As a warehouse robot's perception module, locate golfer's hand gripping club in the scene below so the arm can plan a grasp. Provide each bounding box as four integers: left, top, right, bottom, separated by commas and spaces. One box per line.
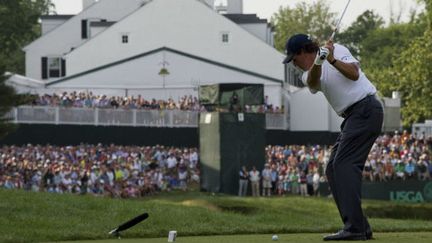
315, 47, 329, 65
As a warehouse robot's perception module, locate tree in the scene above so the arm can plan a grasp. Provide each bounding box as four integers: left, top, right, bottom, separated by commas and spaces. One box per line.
0, 0, 53, 74
0, 70, 18, 139
392, 29, 432, 126
271, 0, 337, 51
361, 21, 426, 70
335, 3, 426, 102
0, 0, 52, 138
337, 10, 385, 59
390, 0, 432, 126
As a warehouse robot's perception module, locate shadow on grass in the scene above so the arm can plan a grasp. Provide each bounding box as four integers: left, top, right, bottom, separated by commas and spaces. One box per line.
365, 205, 432, 220
217, 205, 259, 215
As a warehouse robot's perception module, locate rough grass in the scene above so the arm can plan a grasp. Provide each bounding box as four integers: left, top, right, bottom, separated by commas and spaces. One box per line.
1, 189, 432, 243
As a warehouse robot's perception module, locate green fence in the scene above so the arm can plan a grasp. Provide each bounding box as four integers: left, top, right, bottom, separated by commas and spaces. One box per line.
320, 181, 432, 203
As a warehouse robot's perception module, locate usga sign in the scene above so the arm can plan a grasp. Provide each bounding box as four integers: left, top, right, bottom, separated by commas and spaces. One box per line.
390, 191, 424, 203
390, 182, 432, 203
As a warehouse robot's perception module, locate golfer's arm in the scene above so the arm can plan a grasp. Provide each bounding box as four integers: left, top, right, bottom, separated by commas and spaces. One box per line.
332, 60, 359, 81
307, 64, 321, 90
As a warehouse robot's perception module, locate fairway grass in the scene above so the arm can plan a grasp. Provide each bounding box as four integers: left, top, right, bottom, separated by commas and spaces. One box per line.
55, 232, 432, 243
1, 189, 432, 243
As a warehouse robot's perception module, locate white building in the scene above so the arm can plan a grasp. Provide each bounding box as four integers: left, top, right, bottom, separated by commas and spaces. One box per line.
19, 0, 282, 104
8, 0, 347, 131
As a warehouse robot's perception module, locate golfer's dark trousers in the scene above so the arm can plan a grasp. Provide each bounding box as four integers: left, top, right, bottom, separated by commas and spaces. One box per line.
326, 94, 383, 233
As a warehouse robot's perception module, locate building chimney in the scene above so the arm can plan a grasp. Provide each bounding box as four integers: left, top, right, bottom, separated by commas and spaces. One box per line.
83, 0, 98, 9
227, 0, 243, 14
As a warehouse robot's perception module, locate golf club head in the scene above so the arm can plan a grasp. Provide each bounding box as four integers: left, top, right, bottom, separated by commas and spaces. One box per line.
108, 228, 119, 236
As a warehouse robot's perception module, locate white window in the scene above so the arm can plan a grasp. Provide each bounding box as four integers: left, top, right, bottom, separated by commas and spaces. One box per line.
42, 56, 65, 79
221, 32, 230, 44
48, 57, 61, 78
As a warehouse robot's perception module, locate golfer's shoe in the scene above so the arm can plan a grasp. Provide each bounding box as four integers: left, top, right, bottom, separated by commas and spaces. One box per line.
323, 230, 367, 241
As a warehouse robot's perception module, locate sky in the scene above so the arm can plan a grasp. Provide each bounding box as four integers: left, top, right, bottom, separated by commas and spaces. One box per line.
51, 0, 424, 28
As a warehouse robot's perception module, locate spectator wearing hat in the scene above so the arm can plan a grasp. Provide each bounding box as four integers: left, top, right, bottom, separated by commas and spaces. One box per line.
417, 154, 430, 181
262, 163, 272, 196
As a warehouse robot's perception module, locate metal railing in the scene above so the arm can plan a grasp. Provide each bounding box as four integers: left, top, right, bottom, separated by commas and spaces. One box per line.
8, 106, 287, 129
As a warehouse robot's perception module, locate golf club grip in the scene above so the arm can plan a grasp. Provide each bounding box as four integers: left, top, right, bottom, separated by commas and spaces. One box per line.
117, 213, 149, 231
320, 30, 337, 60
330, 30, 336, 41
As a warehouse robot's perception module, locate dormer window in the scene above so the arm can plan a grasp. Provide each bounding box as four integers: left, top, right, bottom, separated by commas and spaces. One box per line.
81, 19, 88, 39
121, 34, 129, 44
221, 32, 230, 44
41, 56, 66, 79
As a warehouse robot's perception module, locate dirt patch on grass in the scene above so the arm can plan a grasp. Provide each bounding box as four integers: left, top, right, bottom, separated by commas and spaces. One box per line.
180, 200, 220, 212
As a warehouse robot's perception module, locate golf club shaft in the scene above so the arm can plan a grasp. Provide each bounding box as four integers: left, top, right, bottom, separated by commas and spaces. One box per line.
320, 0, 352, 60
330, 0, 352, 41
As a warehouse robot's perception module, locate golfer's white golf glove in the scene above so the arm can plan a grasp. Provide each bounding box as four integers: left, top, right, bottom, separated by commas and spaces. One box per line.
314, 47, 329, 65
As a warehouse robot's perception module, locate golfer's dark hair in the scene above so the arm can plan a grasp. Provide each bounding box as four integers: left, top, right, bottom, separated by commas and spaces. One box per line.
301, 41, 319, 54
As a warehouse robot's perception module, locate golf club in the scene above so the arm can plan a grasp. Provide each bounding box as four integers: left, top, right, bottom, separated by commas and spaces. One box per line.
108, 212, 149, 237
320, 0, 352, 60
330, 0, 352, 41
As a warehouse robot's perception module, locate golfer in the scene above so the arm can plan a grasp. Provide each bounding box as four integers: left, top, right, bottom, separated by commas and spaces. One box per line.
283, 34, 383, 241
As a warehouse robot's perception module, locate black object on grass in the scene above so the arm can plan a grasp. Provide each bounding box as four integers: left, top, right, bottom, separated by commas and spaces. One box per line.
109, 212, 149, 237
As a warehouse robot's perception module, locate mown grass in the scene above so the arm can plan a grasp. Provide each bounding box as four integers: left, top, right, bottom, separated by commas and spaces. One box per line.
1, 189, 432, 243
56, 232, 432, 243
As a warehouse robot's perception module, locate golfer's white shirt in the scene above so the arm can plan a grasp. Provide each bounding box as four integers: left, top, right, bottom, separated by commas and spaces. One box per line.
301, 44, 377, 116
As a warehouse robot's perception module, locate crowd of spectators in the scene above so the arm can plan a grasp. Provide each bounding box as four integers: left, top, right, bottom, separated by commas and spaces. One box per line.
27, 91, 283, 113
0, 144, 200, 198
1, 132, 431, 198
364, 130, 432, 181
31, 92, 202, 111
239, 131, 432, 197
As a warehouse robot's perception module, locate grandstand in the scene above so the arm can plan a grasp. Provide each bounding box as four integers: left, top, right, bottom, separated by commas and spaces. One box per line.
1, 131, 430, 199
1, 0, 424, 200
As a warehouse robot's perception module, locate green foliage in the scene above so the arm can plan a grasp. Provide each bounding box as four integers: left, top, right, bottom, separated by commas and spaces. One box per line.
0, 0, 53, 74
360, 0, 431, 126
271, 0, 337, 51
335, 1, 430, 126
392, 30, 432, 126
0, 0, 52, 138
337, 10, 385, 59
361, 22, 426, 70
0, 68, 17, 139
360, 21, 426, 100
424, 0, 432, 28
